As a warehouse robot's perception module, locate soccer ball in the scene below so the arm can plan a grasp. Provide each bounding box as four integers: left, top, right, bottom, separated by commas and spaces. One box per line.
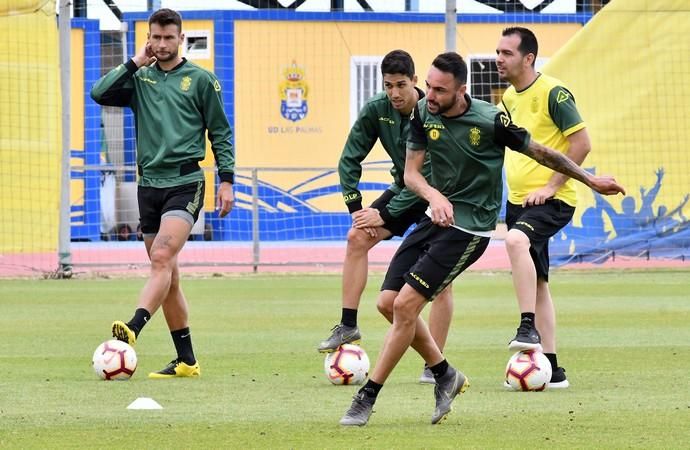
324, 344, 370, 385
92, 339, 137, 380
505, 350, 552, 391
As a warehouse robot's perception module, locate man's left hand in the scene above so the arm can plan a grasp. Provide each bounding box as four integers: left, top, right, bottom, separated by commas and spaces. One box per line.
590, 176, 626, 196
352, 208, 384, 229
523, 186, 557, 207
217, 182, 234, 217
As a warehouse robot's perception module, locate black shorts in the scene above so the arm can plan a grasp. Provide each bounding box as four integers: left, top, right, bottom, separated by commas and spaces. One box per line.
382, 217, 490, 300
138, 181, 205, 234
505, 199, 575, 281
370, 189, 428, 237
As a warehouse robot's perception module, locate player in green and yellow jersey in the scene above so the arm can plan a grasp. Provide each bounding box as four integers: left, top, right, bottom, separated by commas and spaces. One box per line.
497, 27, 593, 388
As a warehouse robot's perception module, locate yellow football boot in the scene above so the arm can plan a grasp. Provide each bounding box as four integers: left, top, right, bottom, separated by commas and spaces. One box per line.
148, 359, 201, 379
111, 320, 136, 346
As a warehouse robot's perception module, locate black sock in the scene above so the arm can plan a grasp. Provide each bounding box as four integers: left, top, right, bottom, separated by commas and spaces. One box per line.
126, 308, 151, 337
520, 312, 536, 326
429, 359, 449, 379
171, 327, 196, 365
359, 379, 383, 399
545, 353, 558, 371
341, 308, 358, 328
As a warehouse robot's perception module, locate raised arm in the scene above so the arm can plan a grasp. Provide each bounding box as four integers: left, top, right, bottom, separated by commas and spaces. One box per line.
520, 139, 624, 195
90, 44, 155, 107
525, 128, 591, 206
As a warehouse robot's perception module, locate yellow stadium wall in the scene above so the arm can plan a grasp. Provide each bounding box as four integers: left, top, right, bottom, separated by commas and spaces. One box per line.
234, 20, 581, 211
0, 1, 61, 253
70, 27, 85, 224
544, 2, 690, 231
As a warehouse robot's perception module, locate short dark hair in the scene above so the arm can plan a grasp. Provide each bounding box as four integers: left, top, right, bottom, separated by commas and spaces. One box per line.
502, 27, 539, 63
149, 8, 182, 32
381, 49, 415, 79
431, 52, 467, 85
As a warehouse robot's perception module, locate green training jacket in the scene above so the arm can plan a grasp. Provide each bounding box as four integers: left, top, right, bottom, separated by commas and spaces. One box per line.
338, 88, 431, 221
91, 58, 235, 188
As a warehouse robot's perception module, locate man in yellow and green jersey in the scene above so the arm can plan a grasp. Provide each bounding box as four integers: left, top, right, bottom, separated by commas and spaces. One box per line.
497, 27, 593, 389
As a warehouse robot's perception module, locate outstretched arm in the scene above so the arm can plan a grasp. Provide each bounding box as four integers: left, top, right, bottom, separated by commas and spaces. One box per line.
524, 128, 591, 206
521, 139, 625, 196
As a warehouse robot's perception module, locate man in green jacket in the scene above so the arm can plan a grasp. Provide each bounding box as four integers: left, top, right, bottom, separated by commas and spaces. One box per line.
340, 52, 625, 426
317, 50, 452, 384
90, 8, 235, 378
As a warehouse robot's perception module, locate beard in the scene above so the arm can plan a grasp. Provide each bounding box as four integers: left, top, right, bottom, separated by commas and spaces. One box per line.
153, 48, 178, 62
427, 98, 456, 115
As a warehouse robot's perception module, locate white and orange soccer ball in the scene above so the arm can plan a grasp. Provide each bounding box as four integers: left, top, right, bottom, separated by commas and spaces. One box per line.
324, 344, 370, 385
92, 339, 137, 380
505, 350, 552, 391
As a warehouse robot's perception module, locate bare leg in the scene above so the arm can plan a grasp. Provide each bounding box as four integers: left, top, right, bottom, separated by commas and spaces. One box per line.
505, 229, 537, 313
136, 217, 193, 315
428, 286, 453, 352
370, 285, 443, 384
377, 289, 447, 358
535, 279, 556, 353
161, 262, 189, 331
342, 227, 392, 309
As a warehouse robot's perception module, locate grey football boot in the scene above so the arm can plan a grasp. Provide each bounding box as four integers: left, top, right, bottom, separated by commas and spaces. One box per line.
431, 367, 470, 424
339, 391, 375, 426
317, 323, 361, 353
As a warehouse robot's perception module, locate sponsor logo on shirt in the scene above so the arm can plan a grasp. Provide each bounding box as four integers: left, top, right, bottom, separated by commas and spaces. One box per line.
556, 89, 571, 103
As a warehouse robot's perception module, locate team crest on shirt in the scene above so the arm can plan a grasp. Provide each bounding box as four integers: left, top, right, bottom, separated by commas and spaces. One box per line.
180, 76, 192, 92
279, 60, 309, 122
429, 129, 441, 140
469, 127, 481, 146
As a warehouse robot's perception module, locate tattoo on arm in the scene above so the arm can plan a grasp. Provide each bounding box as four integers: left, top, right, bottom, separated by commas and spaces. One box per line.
523, 140, 591, 187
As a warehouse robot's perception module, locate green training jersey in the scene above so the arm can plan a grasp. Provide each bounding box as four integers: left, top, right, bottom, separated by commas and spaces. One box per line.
339, 87, 431, 220
91, 58, 235, 188
408, 95, 530, 231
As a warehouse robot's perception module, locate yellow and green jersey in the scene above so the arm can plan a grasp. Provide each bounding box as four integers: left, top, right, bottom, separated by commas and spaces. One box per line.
502, 73, 585, 206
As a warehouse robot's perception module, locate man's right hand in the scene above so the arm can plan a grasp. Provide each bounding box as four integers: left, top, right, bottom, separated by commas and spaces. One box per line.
351, 209, 378, 238
428, 191, 454, 227
132, 43, 156, 68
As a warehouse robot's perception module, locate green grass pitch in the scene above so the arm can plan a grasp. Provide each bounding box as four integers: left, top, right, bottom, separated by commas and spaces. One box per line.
1, 270, 689, 448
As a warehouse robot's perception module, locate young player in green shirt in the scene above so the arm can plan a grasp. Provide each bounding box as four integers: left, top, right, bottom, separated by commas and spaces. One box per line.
317, 50, 452, 384
90, 8, 235, 378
